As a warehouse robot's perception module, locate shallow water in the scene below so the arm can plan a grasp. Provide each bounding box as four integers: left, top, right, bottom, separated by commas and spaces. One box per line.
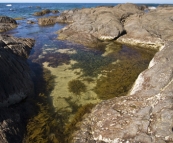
2, 4, 157, 142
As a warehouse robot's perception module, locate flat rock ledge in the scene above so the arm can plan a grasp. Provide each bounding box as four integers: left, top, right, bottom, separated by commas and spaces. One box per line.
58, 5, 173, 143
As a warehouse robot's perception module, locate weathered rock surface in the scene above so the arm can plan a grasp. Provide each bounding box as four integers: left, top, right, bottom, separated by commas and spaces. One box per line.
0, 16, 17, 32
33, 9, 59, 16
117, 7, 173, 49
38, 16, 57, 26
0, 34, 35, 143
60, 5, 173, 143
0, 34, 35, 107
56, 3, 143, 47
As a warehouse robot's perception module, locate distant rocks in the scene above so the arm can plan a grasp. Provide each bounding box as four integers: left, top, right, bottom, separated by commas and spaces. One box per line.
0, 16, 17, 32
33, 9, 59, 16
38, 16, 57, 26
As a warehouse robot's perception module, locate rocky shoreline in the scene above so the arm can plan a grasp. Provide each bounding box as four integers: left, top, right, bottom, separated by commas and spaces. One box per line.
48, 3, 173, 143
0, 3, 173, 143
0, 17, 35, 142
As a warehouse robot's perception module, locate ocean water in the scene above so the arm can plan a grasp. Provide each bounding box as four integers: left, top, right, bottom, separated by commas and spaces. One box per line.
0, 3, 163, 18
0, 3, 160, 142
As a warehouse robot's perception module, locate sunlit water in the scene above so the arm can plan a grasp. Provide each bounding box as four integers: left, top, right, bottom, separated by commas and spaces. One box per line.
2, 3, 158, 142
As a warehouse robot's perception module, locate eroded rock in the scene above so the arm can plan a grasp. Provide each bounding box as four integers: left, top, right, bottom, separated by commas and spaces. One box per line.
0, 16, 17, 32
56, 3, 143, 47
0, 34, 35, 107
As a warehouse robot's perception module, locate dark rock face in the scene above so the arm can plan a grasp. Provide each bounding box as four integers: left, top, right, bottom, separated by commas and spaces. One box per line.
0, 16, 17, 32
0, 34, 35, 143
0, 34, 35, 107
56, 3, 143, 47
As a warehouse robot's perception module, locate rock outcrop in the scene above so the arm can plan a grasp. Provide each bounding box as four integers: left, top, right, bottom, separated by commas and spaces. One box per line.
56, 3, 143, 47
0, 34, 35, 107
53, 4, 173, 143
0, 34, 35, 142
0, 14, 35, 143
0, 16, 17, 32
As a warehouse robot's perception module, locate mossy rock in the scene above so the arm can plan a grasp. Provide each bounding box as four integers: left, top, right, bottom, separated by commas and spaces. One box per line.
68, 79, 86, 95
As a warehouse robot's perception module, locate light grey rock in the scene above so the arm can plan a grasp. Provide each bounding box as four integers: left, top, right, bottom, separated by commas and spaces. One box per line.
56, 3, 143, 47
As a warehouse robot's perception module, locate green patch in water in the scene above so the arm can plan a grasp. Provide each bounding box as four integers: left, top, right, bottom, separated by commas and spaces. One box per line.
68, 79, 87, 95
70, 50, 116, 77
36, 52, 70, 68
94, 45, 156, 100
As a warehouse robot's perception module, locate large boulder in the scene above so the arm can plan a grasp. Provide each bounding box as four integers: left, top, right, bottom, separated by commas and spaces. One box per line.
0, 34, 35, 107
0, 16, 17, 32
56, 3, 143, 47
117, 7, 173, 49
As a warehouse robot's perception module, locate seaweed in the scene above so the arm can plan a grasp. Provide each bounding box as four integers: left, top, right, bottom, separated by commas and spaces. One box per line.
36, 52, 70, 68
70, 50, 116, 77
64, 103, 95, 142
94, 46, 156, 100
83, 77, 95, 83
68, 79, 86, 95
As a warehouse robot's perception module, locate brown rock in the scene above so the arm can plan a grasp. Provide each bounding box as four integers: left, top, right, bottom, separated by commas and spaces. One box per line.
38, 17, 57, 26
56, 3, 143, 47
0, 16, 17, 32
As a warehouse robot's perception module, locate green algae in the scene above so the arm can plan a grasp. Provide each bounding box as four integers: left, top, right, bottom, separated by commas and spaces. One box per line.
26, 41, 156, 142
70, 50, 116, 77
94, 45, 156, 100
24, 65, 63, 142
64, 103, 95, 142
68, 79, 87, 95
37, 52, 70, 68
83, 77, 95, 83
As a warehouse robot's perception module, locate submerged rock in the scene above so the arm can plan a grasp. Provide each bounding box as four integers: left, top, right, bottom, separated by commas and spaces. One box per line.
0, 16, 17, 32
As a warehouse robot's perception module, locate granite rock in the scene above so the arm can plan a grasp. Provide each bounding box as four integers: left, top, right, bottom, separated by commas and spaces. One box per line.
56, 3, 143, 47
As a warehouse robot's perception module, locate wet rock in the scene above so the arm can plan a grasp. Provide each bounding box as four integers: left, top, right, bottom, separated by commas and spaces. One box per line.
0, 16, 17, 32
